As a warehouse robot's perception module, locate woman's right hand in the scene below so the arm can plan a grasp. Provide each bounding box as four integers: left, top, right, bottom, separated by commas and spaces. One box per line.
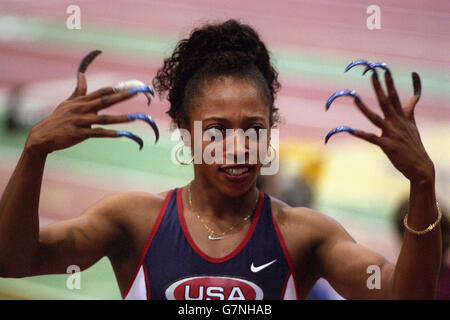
25, 73, 139, 155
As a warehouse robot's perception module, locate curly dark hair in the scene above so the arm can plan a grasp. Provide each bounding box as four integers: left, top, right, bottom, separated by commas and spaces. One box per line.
152, 19, 280, 127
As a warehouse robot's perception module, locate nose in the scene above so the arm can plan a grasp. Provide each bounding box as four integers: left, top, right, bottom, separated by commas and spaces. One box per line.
225, 129, 249, 164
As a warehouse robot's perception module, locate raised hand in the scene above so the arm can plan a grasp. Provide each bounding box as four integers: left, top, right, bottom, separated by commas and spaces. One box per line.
25, 50, 159, 154
324, 60, 434, 183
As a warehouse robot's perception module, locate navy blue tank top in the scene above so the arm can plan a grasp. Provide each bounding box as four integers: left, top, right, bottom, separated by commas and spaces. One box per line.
123, 188, 299, 300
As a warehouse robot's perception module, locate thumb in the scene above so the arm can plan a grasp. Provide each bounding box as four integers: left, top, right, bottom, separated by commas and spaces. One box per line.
68, 72, 87, 100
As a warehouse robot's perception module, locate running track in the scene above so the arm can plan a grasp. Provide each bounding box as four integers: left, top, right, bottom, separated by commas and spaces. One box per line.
0, 0, 448, 299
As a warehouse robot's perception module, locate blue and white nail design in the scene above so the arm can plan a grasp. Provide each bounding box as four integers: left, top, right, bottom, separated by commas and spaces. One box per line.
126, 113, 159, 144
324, 126, 356, 144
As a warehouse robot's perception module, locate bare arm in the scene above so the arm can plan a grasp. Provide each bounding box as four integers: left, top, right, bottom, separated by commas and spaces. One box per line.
0, 72, 143, 277
0, 147, 46, 276
314, 66, 441, 299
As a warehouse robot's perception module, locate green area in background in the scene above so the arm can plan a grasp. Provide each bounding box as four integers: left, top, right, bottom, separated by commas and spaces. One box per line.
0, 13, 448, 97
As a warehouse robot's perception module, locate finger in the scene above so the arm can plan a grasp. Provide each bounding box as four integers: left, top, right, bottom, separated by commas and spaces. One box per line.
81, 127, 144, 151
68, 72, 87, 100
351, 129, 381, 145
76, 87, 115, 101
79, 113, 130, 127
403, 72, 422, 123
353, 95, 386, 129
79, 113, 160, 144
82, 90, 135, 112
324, 126, 381, 146
384, 71, 403, 115
371, 72, 395, 118
325, 90, 386, 129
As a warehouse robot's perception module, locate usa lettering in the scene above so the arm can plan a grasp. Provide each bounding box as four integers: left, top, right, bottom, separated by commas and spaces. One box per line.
165, 276, 264, 300
185, 285, 246, 300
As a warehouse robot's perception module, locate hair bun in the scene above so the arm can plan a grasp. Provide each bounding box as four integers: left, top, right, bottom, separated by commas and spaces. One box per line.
153, 19, 280, 126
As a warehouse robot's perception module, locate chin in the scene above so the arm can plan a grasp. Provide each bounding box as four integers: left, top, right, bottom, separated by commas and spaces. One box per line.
215, 163, 261, 197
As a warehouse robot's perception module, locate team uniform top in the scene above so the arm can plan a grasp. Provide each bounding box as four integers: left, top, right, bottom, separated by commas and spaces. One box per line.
123, 187, 299, 300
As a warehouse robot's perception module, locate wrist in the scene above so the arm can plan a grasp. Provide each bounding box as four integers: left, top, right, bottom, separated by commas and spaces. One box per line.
24, 129, 49, 158
409, 162, 435, 187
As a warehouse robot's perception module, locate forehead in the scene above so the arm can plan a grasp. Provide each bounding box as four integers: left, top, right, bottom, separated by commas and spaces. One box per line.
191, 76, 269, 122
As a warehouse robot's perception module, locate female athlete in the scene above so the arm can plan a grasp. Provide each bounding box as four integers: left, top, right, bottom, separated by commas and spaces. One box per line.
0, 20, 441, 300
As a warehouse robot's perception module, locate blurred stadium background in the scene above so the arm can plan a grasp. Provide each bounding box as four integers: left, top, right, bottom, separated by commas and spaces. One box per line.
0, 0, 448, 299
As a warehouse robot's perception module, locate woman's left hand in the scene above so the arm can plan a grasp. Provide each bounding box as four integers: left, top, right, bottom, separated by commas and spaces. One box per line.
325, 62, 435, 184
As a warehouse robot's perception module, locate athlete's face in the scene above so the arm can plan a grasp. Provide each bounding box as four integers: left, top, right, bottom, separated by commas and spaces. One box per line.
183, 76, 272, 196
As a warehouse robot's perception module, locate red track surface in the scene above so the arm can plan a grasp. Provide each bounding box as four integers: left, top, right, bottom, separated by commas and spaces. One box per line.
1, 1, 448, 142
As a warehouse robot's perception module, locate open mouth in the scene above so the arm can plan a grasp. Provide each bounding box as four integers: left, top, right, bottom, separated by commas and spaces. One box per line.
219, 165, 255, 182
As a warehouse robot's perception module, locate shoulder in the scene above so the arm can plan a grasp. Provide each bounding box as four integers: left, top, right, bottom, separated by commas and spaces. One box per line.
84, 190, 173, 235
87, 191, 167, 217
270, 196, 344, 241
269, 195, 353, 269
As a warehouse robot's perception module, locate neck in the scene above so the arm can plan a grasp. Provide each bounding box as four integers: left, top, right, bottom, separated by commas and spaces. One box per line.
188, 178, 259, 222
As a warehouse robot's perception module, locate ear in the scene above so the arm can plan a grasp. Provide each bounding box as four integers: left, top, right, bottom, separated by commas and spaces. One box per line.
174, 118, 193, 147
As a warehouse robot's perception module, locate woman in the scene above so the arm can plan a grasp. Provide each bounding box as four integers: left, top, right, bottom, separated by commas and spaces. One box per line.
0, 20, 441, 300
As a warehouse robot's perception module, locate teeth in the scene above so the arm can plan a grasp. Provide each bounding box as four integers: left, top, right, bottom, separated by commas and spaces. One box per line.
224, 167, 250, 176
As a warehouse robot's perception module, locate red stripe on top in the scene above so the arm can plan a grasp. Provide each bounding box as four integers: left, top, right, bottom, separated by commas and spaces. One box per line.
122, 190, 173, 299
143, 263, 151, 300
177, 187, 264, 264
272, 213, 299, 300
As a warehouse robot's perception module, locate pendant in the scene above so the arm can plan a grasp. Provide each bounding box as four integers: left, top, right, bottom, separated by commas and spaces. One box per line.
208, 234, 224, 241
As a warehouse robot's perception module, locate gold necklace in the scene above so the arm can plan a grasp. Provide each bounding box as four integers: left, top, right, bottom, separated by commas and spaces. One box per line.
187, 183, 259, 241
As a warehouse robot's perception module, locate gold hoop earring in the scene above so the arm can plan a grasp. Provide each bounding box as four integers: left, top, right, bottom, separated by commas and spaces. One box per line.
175, 144, 194, 165
263, 144, 277, 166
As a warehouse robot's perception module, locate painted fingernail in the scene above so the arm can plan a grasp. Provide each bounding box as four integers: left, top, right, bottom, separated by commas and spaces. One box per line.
345, 59, 378, 78
362, 62, 391, 77
77, 50, 102, 74
325, 89, 359, 110
324, 126, 356, 144
127, 113, 160, 144
412, 72, 421, 100
116, 130, 144, 150
128, 85, 154, 95
345, 60, 372, 72
128, 85, 155, 105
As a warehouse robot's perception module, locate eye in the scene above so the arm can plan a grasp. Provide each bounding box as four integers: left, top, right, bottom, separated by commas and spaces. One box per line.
204, 126, 226, 141
247, 126, 265, 138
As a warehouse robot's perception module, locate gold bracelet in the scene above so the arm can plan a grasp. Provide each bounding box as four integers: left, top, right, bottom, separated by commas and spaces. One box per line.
403, 202, 442, 236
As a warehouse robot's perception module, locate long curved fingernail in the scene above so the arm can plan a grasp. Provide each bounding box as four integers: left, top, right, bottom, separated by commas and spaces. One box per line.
345, 59, 372, 72
412, 72, 421, 102
325, 89, 360, 110
78, 50, 102, 75
128, 85, 155, 106
345, 59, 378, 78
324, 126, 356, 144
127, 113, 160, 144
116, 130, 144, 150
362, 62, 391, 77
